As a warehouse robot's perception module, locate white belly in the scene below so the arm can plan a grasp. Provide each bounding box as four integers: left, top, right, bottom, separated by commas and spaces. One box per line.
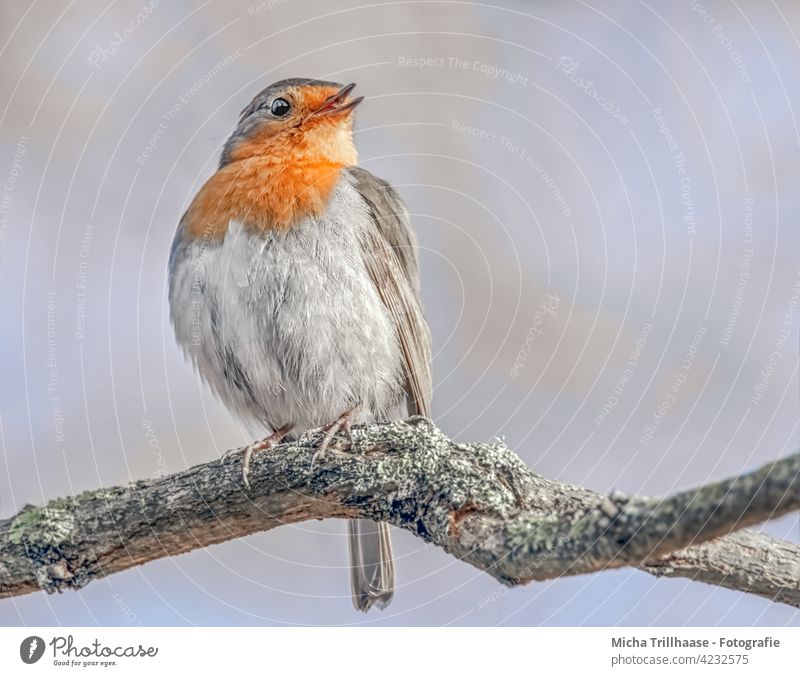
168, 181, 405, 432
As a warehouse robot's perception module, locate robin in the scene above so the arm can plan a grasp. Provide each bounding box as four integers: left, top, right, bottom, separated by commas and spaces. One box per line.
168, 78, 432, 612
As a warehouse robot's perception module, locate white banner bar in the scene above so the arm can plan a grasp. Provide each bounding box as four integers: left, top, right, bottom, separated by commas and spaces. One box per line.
0, 627, 797, 675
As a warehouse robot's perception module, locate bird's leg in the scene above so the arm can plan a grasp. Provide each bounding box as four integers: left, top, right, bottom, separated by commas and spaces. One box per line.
310, 404, 360, 468
222, 422, 293, 489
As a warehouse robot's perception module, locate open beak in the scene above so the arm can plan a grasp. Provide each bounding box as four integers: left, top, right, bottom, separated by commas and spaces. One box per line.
313, 82, 364, 117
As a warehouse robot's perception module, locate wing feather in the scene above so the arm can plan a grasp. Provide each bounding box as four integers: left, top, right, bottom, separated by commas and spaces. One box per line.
346, 166, 432, 417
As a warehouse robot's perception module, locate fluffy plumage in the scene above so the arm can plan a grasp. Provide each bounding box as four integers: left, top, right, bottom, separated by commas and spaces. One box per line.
170, 174, 408, 431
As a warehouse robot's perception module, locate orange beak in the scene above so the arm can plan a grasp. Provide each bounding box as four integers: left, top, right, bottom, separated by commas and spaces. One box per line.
312, 82, 363, 118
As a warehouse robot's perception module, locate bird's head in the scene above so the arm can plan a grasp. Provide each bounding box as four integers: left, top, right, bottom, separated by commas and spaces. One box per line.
220, 78, 363, 168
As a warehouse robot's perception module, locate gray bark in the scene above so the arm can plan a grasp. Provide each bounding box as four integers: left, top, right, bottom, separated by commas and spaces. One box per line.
1, 417, 798, 606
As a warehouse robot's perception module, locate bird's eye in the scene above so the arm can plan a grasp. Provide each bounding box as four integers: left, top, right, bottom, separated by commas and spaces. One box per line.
270, 98, 291, 117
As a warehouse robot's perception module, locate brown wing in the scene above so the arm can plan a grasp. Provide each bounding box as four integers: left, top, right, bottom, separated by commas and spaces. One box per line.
346, 166, 432, 417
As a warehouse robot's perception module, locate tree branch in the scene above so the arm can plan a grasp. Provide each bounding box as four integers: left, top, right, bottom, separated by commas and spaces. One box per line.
1, 418, 798, 607
642, 530, 800, 607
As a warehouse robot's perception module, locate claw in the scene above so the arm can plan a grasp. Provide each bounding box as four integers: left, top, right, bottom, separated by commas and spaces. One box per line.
310, 406, 359, 469
222, 423, 293, 489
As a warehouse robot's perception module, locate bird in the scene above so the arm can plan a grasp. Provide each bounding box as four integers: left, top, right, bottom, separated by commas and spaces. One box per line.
167, 78, 432, 612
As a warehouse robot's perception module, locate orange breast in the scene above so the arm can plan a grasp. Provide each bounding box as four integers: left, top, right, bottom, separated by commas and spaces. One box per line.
184, 156, 345, 240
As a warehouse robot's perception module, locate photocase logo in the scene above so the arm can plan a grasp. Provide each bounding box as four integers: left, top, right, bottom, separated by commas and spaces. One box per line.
20, 636, 45, 664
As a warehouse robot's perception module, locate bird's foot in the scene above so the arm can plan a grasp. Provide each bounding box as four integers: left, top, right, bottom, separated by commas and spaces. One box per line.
310, 405, 360, 469
221, 422, 293, 489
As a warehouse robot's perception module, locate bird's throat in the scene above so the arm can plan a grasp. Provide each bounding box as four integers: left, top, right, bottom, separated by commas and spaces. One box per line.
184, 156, 346, 239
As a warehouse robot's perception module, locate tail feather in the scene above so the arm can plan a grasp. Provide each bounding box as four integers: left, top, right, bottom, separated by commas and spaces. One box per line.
348, 519, 395, 612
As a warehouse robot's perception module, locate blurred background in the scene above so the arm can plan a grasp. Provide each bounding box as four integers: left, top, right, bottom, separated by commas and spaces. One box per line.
1, 0, 798, 627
